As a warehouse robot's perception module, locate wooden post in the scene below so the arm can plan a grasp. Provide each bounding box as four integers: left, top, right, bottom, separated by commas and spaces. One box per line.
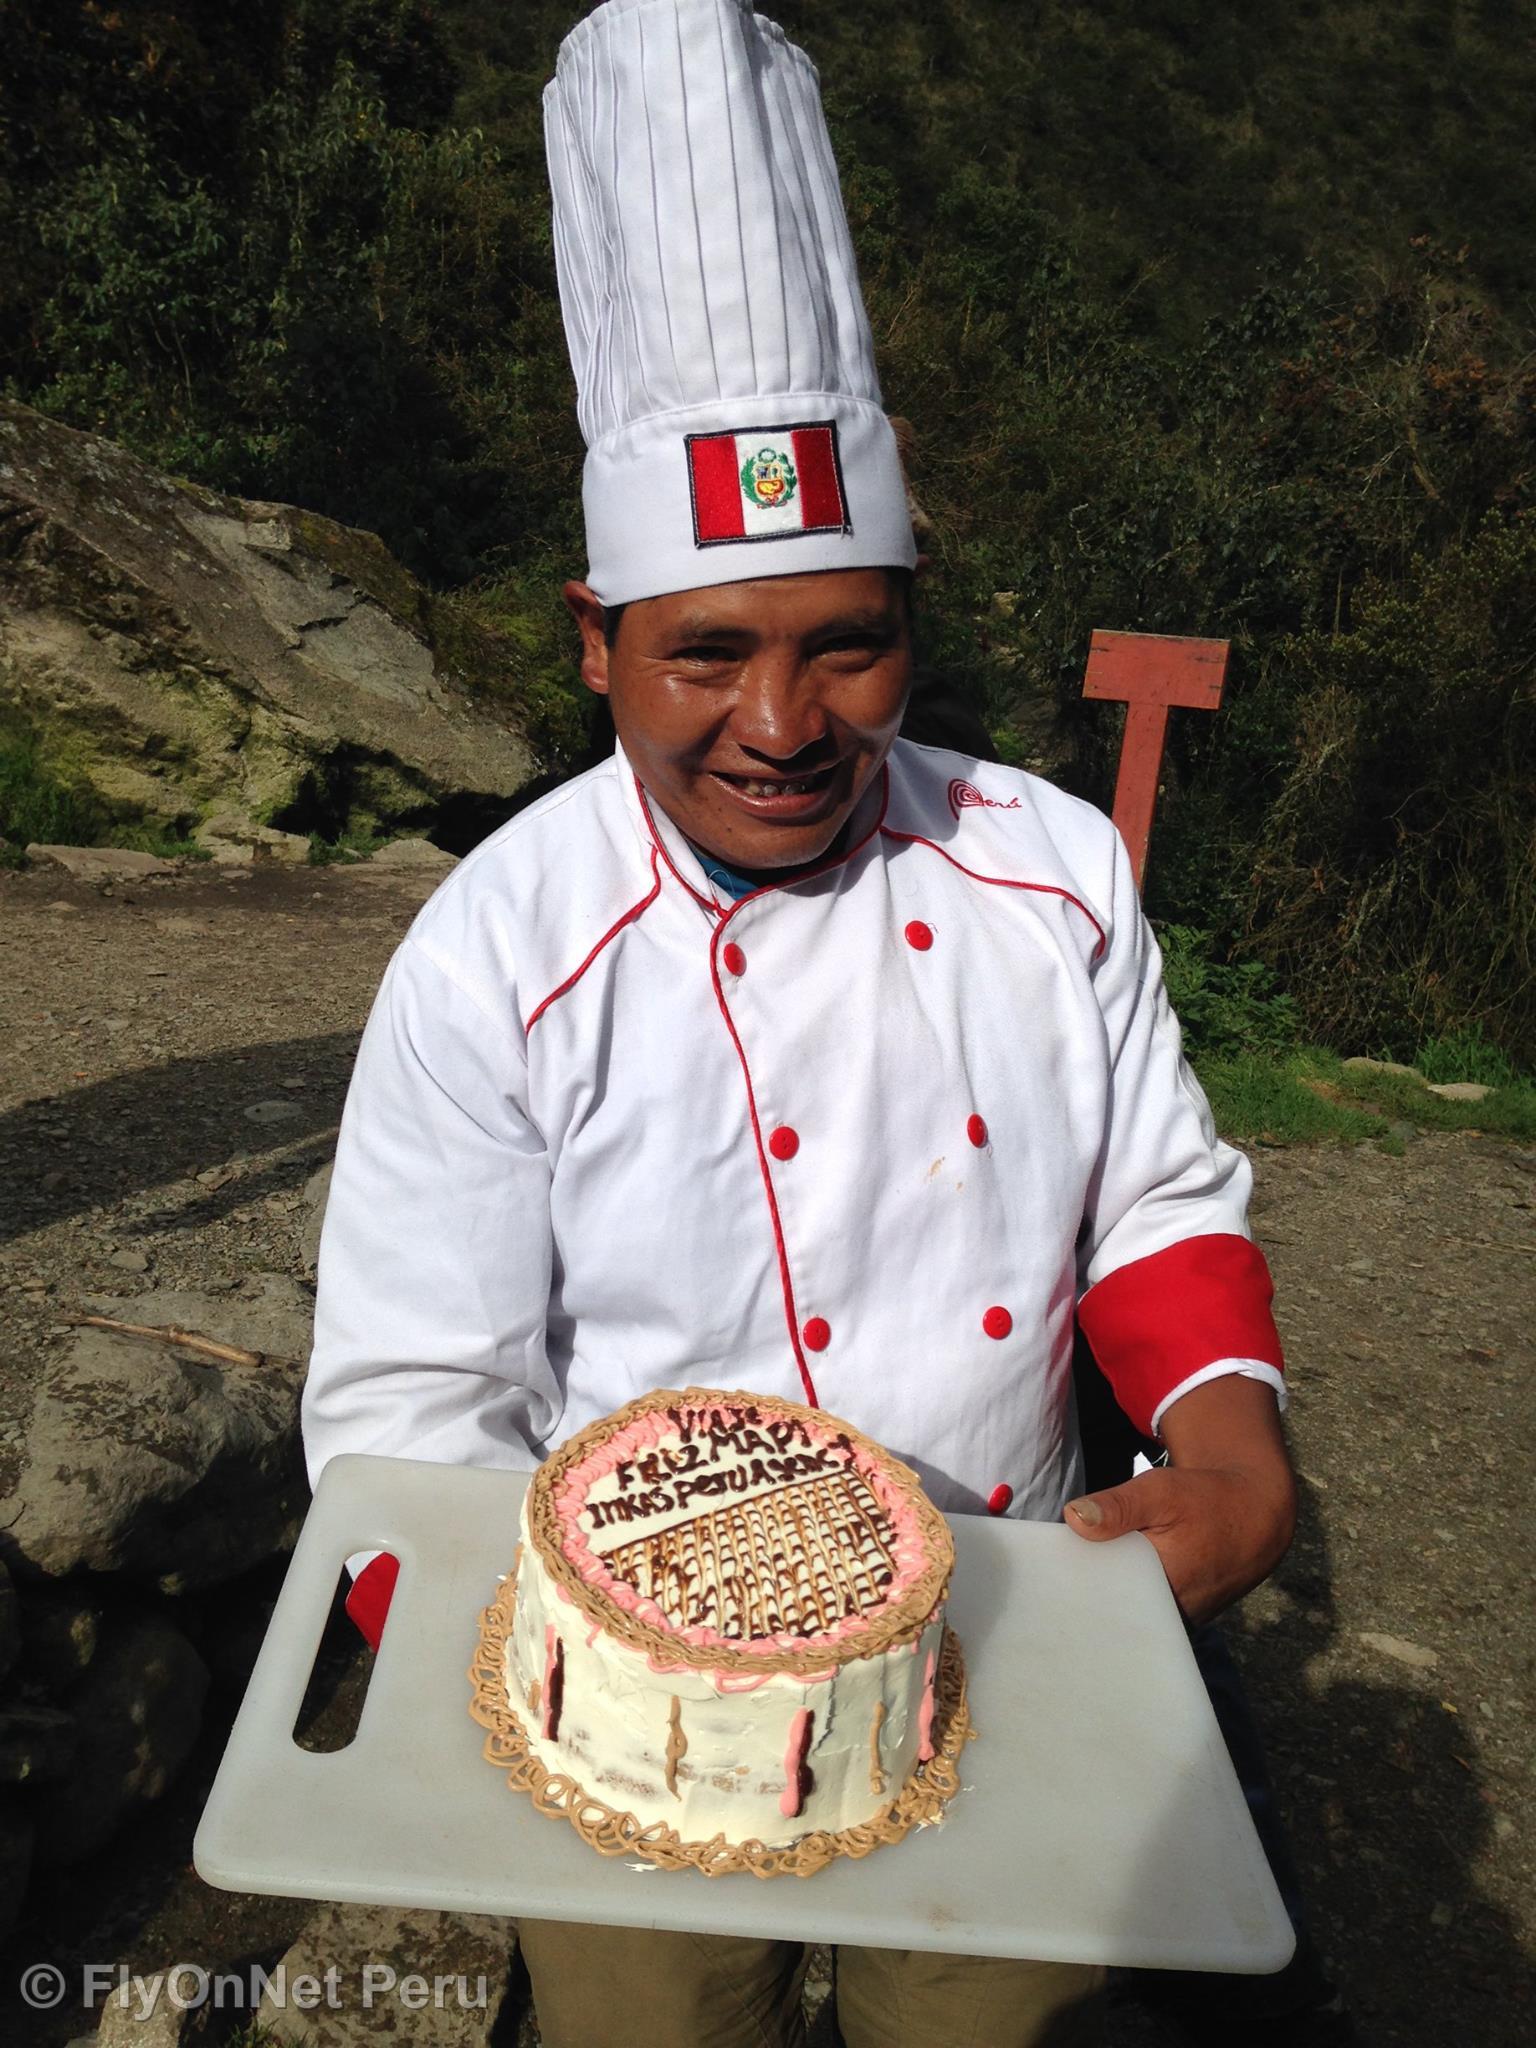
1081, 629, 1230, 890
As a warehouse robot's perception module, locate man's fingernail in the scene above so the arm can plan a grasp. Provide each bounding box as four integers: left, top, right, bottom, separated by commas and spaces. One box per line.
1068, 1497, 1103, 1526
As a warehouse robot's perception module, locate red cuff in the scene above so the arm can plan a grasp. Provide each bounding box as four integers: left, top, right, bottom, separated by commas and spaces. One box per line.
344, 1552, 399, 1651
1077, 1234, 1284, 1439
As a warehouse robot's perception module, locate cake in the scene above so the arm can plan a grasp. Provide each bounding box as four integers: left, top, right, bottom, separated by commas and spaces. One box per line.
468, 1387, 968, 1876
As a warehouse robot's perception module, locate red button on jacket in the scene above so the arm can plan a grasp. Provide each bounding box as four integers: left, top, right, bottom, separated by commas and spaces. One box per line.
967, 1114, 989, 1148
802, 1317, 831, 1351
904, 920, 934, 951
982, 1305, 1013, 1340
768, 1125, 799, 1160
987, 1484, 1014, 1516
722, 942, 746, 976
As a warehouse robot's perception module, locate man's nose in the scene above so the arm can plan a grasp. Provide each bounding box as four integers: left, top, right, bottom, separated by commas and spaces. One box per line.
732, 654, 830, 762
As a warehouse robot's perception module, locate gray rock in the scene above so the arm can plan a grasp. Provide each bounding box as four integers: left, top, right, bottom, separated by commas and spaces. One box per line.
18, 1586, 102, 1689
257, 1903, 516, 2047
243, 1098, 307, 1126
107, 1248, 152, 1274
96, 1970, 195, 2044
0, 400, 547, 845
1426, 1081, 1493, 1102
195, 812, 313, 866
0, 1703, 77, 1787
1341, 1057, 1424, 1081
0, 1276, 311, 1590
1357, 1629, 1439, 1671
0, 1795, 35, 1939
0, 1560, 18, 1682
365, 836, 459, 873
31, 1608, 208, 1866
24, 844, 177, 881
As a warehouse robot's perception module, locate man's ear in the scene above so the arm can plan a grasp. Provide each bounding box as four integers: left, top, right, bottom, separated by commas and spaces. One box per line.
563, 580, 611, 695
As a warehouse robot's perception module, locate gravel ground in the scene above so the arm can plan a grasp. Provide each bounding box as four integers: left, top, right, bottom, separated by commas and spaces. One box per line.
0, 858, 1531, 2047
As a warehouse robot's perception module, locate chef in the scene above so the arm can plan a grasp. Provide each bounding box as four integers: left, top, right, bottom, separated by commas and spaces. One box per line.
302, 3, 1295, 2043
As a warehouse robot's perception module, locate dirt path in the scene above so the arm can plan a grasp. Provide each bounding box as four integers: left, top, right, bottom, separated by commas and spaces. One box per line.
1, 860, 1532, 2046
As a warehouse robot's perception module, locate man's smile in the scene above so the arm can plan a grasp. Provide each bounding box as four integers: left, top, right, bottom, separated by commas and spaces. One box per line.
707, 760, 844, 818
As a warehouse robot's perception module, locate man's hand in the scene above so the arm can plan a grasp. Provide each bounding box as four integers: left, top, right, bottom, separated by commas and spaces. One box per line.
1064, 1374, 1296, 1625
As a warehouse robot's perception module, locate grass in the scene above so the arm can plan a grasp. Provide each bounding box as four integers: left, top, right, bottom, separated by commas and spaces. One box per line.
1199, 1048, 1536, 1149
0, 721, 206, 866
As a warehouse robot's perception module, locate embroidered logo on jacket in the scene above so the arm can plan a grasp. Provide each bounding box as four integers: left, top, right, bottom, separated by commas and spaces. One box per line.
687, 421, 849, 546
949, 778, 1023, 819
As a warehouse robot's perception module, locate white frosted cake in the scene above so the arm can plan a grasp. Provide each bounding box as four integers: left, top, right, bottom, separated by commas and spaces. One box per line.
469, 1387, 967, 1876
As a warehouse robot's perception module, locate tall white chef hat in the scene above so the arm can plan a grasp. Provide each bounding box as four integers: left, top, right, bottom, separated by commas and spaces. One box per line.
544, 0, 917, 605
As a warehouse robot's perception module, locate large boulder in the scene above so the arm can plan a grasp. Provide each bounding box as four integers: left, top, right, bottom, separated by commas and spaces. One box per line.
28, 1605, 209, 1866
257, 1904, 518, 2047
0, 400, 552, 841
0, 1277, 312, 1593
0, 1560, 18, 1681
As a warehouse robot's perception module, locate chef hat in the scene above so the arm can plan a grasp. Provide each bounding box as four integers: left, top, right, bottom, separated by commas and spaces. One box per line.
544, 0, 918, 605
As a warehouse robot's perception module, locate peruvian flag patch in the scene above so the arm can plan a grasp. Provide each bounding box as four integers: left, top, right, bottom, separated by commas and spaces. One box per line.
686, 421, 850, 548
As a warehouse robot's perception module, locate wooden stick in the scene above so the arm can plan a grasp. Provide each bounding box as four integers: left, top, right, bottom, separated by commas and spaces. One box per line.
59, 1315, 299, 1369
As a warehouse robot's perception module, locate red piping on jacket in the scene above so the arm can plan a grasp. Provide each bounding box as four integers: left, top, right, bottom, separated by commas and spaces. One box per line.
878, 827, 1107, 958
637, 764, 891, 913
690, 766, 892, 1406
637, 784, 720, 916
708, 924, 819, 1408
525, 849, 663, 1033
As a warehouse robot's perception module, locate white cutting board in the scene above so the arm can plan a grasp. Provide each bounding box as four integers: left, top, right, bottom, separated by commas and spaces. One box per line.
194, 1454, 1294, 1970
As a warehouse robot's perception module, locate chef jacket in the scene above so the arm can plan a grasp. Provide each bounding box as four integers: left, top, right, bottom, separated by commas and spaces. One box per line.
302, 738, 1285, 1637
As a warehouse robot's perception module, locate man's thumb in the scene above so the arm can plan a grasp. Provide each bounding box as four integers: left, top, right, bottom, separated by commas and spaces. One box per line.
1064, 1482, 1145, 1541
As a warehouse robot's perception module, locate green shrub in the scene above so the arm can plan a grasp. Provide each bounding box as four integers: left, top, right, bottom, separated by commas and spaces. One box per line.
1157, 926, 1301, 1062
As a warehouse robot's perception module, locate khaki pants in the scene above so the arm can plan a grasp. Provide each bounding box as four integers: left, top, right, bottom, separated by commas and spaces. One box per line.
518, 1919, 1106, 2048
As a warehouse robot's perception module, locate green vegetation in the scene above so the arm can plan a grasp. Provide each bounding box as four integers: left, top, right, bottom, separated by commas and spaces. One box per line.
0, 713, 204, 868
1200, 1049, 1536, 1150
2, 1, 1533, 1059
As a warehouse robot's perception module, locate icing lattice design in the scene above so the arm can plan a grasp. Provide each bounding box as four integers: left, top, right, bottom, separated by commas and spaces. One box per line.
601, 1468, 897, 1638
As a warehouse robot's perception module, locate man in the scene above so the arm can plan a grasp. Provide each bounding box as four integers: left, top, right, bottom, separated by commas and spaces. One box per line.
303, 4, 1294, 2042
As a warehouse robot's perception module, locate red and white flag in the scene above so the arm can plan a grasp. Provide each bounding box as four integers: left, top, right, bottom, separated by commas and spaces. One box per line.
687, 421, 849, 548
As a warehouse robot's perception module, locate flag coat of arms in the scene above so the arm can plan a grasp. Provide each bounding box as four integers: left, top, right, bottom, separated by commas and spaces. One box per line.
686, 421, 850, 547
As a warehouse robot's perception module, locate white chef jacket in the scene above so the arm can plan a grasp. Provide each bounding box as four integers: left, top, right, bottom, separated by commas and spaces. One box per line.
303, 738, 1284, 1563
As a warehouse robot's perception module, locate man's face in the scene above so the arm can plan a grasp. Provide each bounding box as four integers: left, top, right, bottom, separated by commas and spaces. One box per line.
566, 568, 912, 871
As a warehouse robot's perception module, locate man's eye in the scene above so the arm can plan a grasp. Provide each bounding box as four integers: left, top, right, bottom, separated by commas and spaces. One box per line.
819, 635, 888, 658
674, 644, 736, 663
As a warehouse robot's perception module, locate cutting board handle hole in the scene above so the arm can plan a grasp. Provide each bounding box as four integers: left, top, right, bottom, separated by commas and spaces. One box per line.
291, 1560, 379, 1753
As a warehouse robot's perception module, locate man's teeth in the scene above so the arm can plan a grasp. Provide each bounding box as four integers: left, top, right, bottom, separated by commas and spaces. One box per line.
734, 775, 820, 797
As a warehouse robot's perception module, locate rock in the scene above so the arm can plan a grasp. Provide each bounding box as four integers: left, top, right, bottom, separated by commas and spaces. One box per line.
23, 844, 177, 881
1357, 1630, 1439, 1671
195, 812, 312, 866
0, 1276, 312, 1591
0, 1561, 18, 1682
243, 1098, 307, 1126
18, 1587, 102, 1690
257, 1903, 516, 2047
0, 1703, 76, 1786
300, 1160, 334, 1280
97, 1970, 196, 2044
1341, 1057, 1423, 1081
365, 836, 459, 873
0, 400, 549, 846
30, 1608, 209, 1867
1426, 1081, 1493, 1102
0, 1795, 35, 1939
107, 1248, 152, 1274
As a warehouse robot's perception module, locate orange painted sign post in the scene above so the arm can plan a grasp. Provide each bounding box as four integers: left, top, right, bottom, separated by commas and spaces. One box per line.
1082, 629, 1230, 890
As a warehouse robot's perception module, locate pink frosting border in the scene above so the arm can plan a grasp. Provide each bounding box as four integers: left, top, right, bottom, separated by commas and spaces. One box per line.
551, 1397, 930, 1659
